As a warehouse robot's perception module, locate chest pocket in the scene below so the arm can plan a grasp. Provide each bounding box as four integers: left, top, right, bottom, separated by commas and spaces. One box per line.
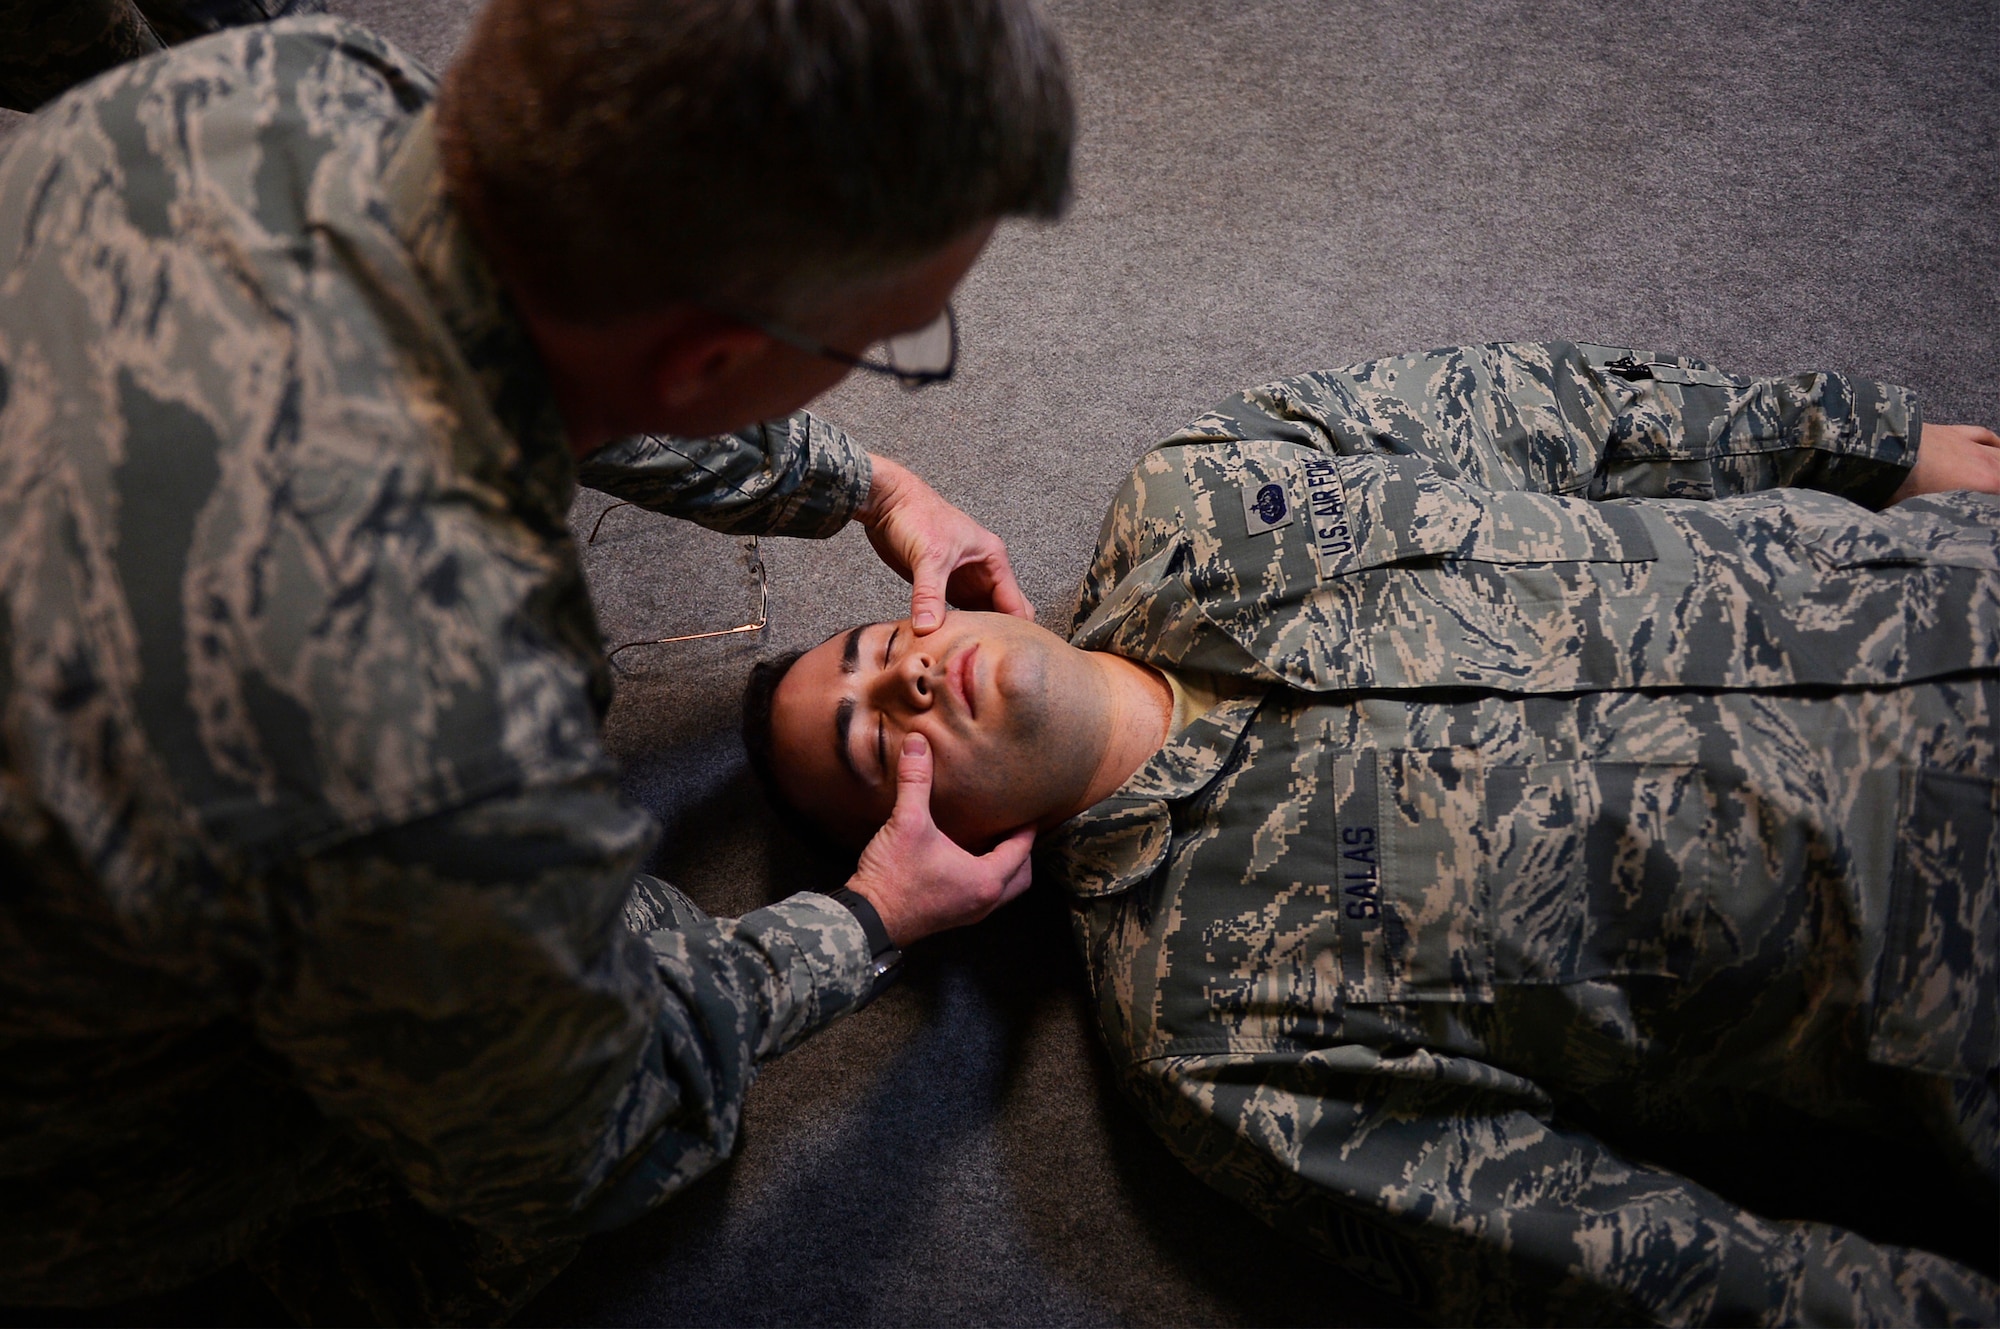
1329, 749, 1712, 1004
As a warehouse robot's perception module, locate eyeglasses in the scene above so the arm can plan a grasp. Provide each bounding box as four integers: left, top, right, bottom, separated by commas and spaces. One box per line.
748, 303, 958, 390
585, 501, 768, 663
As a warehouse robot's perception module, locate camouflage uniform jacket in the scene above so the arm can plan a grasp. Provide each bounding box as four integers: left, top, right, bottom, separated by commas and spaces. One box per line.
1046, 342, 2000, 1325
0, 19, 879, 1303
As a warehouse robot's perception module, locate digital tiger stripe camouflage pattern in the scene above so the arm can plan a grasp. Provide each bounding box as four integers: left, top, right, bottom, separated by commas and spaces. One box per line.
0, 19, 882, 1314
1046, 340, 2000, 1324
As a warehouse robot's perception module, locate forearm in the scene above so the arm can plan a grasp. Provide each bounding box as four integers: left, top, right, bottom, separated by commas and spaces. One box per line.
577, 412, 873, 538
1586, 344, 1919, 506
1163, 341, 1920, 504
1161, 341, 1627, 493
575, 888, 877, 1231
852, 451, 912, 526
255, 781, 876, 1237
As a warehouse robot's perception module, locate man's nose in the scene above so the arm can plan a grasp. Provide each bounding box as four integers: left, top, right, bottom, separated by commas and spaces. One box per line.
874, 650, 936, 713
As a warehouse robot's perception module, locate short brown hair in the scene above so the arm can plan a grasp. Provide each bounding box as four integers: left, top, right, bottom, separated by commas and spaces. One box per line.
438, 0, 1073, 322
741, 648, 867, 856
741, 648, 807, 826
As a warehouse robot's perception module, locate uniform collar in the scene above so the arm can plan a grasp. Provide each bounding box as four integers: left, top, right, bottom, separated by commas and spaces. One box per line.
1038, 689, 1265, 898
1069, 539, 1282, 683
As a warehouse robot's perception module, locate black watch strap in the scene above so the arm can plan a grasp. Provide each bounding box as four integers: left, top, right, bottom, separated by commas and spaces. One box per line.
830, 888, 904, 1004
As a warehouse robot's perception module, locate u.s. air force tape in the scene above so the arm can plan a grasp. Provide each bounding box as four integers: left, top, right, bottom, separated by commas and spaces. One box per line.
1302, 455, 1356, 572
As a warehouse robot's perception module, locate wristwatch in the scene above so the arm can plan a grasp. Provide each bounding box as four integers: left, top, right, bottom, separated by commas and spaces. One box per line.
831, 888, 905, 1006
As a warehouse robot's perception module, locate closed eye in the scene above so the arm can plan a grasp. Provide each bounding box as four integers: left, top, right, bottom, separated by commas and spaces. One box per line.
875, 627, 899, 779
834, 698, 860, 782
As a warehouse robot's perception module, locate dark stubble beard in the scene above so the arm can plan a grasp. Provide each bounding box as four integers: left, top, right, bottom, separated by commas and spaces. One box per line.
966, 634, 1115, 837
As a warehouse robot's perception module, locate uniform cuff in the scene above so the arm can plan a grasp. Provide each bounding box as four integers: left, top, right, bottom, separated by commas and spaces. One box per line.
829, 889, 905, 1007
732, 893, 877, 1058
775, 414, 873, 538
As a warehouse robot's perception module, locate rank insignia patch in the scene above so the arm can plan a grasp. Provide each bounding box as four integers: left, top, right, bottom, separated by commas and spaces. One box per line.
1241, 480, 1295, 536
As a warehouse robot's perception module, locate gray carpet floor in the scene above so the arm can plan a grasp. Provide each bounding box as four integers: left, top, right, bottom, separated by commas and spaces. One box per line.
2, 0, 1995, 1323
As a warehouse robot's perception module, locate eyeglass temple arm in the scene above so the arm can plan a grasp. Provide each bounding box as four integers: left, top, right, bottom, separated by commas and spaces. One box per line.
600, 534, 770, 663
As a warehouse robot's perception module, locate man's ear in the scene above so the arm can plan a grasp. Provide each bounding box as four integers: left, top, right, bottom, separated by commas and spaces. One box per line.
648, 320, 773, 411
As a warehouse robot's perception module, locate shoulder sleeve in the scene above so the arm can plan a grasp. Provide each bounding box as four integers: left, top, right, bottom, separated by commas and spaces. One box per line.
1132, 1049, 2000, 1325
576, 413, 872, 539
252, 777, 875, 1237
1161, 341, 1918, 505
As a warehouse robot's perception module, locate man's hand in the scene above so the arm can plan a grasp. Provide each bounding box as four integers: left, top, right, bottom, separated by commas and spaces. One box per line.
845, 733, 1034, 947
858, 453, 1032, 633
1890, 424, 2000, 504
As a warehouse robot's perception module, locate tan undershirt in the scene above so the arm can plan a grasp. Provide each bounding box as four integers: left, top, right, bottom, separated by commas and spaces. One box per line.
1157, 665, 1253, 735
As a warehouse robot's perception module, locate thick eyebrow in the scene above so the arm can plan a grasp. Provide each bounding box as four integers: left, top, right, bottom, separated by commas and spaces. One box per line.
840, 625, 862, 675
834, 697, 861, 781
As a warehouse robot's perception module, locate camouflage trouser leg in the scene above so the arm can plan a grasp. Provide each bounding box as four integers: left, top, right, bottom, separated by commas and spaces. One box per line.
0, 0, 161, 112
236, 875, 710, 1326
130, 0, 326, 46
1949, 1071, 1999, 1192
0, 0, 327, 112
1928, 1064, 2000, 1200
247, 1192, 579, 1328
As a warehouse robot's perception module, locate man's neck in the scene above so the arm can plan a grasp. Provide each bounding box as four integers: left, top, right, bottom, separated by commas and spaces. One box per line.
513, 307, 666, 458
1065, 653, 1173, 819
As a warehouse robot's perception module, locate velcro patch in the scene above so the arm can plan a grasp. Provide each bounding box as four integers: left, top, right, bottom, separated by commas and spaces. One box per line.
1241, 479, 1295, 535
